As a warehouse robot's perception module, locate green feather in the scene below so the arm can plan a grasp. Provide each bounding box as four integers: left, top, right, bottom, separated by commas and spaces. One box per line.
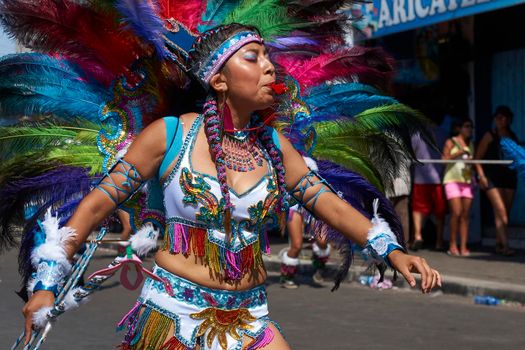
312, 143, 384, 191
313, 119, 416, 193
47, 146, 103, 175
353, 103, 436, 154
0, 120, 100, 161
226, 0, 303, 38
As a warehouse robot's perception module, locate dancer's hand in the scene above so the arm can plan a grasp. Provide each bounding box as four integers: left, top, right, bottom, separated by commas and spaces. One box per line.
387, 250, 442, 294
22, 290, 55, 344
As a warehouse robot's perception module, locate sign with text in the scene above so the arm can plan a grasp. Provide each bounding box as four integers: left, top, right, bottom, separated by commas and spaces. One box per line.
351, 0, 525, 38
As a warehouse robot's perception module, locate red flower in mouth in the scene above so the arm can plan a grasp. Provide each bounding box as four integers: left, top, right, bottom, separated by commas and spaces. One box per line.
268, 82, 288, 95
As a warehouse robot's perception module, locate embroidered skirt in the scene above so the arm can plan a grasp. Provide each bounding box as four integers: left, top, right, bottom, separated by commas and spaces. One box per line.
119, 265, 276, 350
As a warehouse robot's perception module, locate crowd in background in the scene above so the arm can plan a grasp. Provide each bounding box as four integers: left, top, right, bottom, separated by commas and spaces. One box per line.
391, 105, 519, 257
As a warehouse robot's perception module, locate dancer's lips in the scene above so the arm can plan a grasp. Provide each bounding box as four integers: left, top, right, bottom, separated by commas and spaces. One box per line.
266, 82, 287, 95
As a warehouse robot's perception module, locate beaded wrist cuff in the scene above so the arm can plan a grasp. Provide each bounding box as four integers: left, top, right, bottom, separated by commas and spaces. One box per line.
361, 199, 405, 267
29, 209, 75, 297
33, 259, 71, 296
363, 232, 403, 267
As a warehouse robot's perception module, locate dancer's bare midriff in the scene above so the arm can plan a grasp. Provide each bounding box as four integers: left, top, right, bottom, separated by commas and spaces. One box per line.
154, 249, 267, 291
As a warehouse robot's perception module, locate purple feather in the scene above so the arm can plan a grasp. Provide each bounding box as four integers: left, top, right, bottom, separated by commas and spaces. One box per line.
0, 166, 92, 299
310, 160, 404, 291
317, 160, 403, 244
115, 0, 169, 58
268, 36, 320, 50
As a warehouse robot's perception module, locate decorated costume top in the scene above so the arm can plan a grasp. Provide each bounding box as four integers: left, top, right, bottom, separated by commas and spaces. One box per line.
160, 115, 281, 280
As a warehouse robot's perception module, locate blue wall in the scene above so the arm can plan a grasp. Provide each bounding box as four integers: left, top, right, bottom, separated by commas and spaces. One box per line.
492, 48, 525, 225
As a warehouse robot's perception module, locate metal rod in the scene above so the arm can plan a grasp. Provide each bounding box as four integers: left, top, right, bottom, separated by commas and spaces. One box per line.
417, 159, 513, 165
84, 239, 129, 244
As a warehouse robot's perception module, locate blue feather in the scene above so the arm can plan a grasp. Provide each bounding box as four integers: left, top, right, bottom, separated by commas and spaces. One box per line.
501, 138, 525, 178
115, 0, 169, 58
305, 82, 398, 118
0, 53, 109, 123
198, 0, 242, 32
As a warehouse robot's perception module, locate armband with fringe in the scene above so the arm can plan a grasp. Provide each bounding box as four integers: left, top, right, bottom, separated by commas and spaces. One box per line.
29, 209, 76, 297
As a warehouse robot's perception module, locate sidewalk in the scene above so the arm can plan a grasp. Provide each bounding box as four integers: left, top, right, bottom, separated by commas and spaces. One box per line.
264, 236, 525, 303
97, 232, 525, 303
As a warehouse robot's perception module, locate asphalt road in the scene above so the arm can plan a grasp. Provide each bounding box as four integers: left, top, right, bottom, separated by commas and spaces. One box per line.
1, 250, 524, 349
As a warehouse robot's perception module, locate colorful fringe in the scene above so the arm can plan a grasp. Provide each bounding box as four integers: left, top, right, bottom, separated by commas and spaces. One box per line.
118, 303, 273, 349
163, 223, 266, 280
119, 306, 191, 350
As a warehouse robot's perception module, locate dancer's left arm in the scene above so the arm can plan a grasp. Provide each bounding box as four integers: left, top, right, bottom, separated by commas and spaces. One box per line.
277, 133, 441, 293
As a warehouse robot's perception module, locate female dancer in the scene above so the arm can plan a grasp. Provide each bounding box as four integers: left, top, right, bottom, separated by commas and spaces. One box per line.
20, 24, 441, 349
442, 118, 475, 257
475, 106, 518, 256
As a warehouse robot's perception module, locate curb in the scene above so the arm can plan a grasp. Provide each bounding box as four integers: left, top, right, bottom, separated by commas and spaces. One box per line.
262, 255, 525, 304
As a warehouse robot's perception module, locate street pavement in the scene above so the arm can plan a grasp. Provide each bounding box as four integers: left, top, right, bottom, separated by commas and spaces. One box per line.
1, 249, 524, 349
267, 236, 525, 303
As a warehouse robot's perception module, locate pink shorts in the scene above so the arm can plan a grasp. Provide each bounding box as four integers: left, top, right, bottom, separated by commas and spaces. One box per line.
444, 182, 474, 200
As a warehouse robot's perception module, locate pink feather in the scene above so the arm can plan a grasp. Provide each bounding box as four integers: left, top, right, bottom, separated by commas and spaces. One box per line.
158, 0, 206, 33
275, 47, 395, 92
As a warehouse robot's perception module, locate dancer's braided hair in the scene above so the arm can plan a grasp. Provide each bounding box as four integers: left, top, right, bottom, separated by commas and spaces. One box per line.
189, 24, 289, 234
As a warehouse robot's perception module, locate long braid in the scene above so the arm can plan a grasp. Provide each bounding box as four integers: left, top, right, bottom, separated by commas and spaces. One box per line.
189, 23, 266, 236
202, 93, 233, 234
255, 117, 289, 226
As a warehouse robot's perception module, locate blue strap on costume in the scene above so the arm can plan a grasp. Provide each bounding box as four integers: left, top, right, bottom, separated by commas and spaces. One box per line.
271, 128, 281, 151
95, 159, 145, 206
159, 116, 183, 178
290, 170, 337, 212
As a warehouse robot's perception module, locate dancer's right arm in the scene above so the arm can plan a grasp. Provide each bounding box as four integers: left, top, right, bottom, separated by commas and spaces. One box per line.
22, 118, 168, 342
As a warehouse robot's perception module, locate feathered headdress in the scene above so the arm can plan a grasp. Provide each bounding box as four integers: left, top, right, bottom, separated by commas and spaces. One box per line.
0, 0, 433, 290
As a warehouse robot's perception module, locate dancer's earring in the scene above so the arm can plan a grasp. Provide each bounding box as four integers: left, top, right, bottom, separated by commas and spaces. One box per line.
222, 101, 234, 132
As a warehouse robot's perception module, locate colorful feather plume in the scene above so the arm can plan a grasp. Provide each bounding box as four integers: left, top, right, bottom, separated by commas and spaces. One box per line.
199, 0, 242, 31
158, 0, 206, 32
115, 0, 169, 58
0, 0, 146, 86
0, 53, 110, 122
275, 47, 395, 92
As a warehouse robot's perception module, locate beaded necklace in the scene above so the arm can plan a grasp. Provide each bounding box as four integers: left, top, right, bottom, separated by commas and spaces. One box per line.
222, 130, 264, 172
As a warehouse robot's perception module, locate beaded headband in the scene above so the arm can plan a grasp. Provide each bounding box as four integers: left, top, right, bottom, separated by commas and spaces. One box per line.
162, 21, 264, 87
191, 31, 264, 86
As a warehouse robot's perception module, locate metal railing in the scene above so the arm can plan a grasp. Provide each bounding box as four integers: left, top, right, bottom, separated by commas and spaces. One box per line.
417, 159, 513, 165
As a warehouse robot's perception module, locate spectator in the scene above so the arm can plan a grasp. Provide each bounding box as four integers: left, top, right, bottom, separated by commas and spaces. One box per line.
474, 106, 518, 256
280, 205, 331, 289
410, 127, 447, 251
442, 118, 475, 257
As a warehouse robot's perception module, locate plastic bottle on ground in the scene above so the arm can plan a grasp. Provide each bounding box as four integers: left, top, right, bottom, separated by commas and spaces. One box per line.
474, 295, 500, 306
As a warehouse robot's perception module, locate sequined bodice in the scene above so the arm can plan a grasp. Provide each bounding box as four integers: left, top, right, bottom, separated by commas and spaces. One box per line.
161, 115, 280, 279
